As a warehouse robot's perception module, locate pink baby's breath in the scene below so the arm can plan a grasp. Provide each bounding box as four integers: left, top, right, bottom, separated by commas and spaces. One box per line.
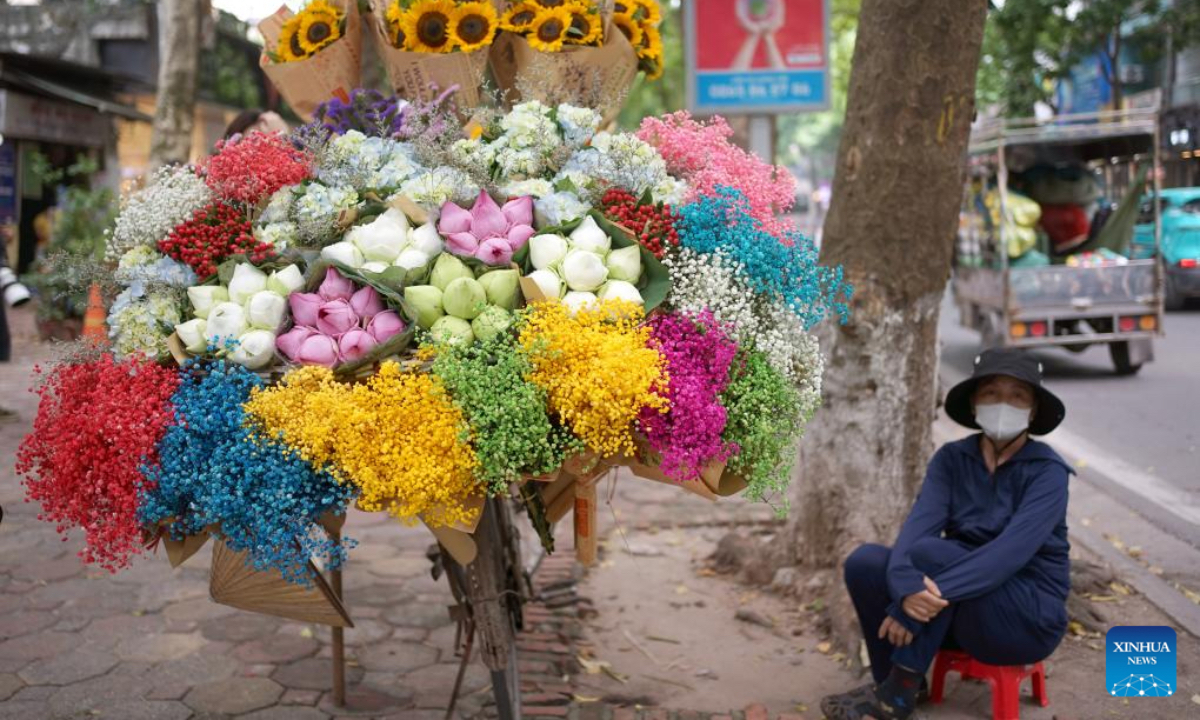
637, 112, 797, 236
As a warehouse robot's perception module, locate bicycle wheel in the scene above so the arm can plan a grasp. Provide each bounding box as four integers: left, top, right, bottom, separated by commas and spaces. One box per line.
440, 497, 524, 720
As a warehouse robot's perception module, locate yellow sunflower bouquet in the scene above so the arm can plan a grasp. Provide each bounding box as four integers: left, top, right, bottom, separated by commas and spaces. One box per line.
369, 0, 504, 112
490, 0, 659, 122
258, 0, 363, 120
613, 0, 663, 79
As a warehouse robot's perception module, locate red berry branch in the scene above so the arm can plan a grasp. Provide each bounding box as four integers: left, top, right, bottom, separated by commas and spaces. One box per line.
158, 202, 274, 279
600, 188, 681, 260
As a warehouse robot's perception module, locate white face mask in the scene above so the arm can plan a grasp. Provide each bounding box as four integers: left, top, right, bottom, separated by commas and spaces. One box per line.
974, 402, 1031, 443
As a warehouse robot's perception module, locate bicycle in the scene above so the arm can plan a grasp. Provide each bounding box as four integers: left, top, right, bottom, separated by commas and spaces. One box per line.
432, 495, 532, 720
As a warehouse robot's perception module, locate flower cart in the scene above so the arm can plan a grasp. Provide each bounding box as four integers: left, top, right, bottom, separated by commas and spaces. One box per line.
17, 2, 850, 718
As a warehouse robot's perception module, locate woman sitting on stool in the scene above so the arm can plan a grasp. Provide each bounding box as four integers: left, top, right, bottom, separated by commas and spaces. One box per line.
821, 348, 1072, 720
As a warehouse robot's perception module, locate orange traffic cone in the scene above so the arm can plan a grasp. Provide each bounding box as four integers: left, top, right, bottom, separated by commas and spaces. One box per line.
82, 283, 107, 342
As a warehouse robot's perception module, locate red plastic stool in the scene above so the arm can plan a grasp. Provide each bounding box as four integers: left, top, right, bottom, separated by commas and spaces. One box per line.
930, 649, 1049, 720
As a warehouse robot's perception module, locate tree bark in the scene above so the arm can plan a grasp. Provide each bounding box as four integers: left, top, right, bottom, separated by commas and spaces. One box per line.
786, 0, 987, 648
149, 0, 201, 171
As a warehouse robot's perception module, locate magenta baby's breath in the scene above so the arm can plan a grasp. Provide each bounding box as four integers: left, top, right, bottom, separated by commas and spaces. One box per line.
638, 310, 739, 482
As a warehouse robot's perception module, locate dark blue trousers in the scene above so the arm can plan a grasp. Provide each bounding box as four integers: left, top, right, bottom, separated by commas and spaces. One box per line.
844, 541, 1065, 684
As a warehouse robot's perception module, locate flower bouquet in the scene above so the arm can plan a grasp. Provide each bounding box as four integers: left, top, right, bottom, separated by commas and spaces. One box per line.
369, 0, 506, 112
259, 0, 364, 120
489, 0, 657, 122
20, 90, 851, 604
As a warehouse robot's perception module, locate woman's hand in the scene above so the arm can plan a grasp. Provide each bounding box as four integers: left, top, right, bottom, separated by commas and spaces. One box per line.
902, 578, 949, 622
878, 616, 914, 647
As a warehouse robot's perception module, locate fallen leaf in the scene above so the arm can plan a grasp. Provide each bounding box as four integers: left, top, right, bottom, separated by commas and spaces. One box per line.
697, 568, 717, 577
1075, 458, 1089, 469
300, 627, 314, 638
1191, 693, 1200, 705
578, 656, 610, 675
1105, 534, 1127, 551
675, 585, 690, 595
817, 641, 832, 654
1110, 582, 1133, 595
1081, 517, 1093, 527
795, 704, 808, 713
573, 695, 600, 703
1149, 566, 1165, 575
1068, 620, 1088, 637
1127, 547, 1144, 559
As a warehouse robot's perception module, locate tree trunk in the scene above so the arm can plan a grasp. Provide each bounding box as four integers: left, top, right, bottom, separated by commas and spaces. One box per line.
149, 0, 201, 171
786, 0, 987, 649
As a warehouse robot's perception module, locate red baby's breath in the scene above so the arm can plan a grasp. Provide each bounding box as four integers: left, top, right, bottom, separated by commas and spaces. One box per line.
16, 355, 180, 572
204, 131, 312, 205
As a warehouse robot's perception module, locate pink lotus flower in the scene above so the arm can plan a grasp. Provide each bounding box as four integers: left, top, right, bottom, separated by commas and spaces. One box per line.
318, 267, 355, 301
276, 325, 316, 360
288, 293, 323, 327
296, 334, 339, 367
315, 299, 359, 336
366, 310, 406, 343
349, 285, 384, 319
338, 328, 378, 362
439, 192, 536, 266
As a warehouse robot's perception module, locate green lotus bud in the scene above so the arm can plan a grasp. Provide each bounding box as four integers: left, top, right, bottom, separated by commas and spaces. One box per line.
471, 306, 513, 343
442, 277, 487, 320
430, 253, 474, 291
605, 245, 642, 283
477, 269, 521, 310
431, 315, 475, 345
404, 285, 444, 330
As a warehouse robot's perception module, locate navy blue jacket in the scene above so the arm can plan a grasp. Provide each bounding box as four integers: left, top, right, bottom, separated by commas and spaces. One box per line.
885, 435, 1073, 626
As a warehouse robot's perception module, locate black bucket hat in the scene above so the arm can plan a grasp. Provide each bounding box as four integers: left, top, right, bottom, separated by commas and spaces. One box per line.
944, 348, 1066, 435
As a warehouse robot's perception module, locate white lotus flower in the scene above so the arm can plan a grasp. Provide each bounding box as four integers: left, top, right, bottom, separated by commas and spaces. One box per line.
231, 329, 277, 370
530, 234, 568, 270
598, 280, 644, 306
187, 285, 229, 319
321, 241, 365, 268
246, 290, 288, 330
361, 261, 390, 274
394, 248, 431, 271
266, 264, 304, 296
227, 263, 268, 305
526, 269, 565, 300
205, 302, 248, 344
347, 208, 409, 262
560, 249, 608, 292
562, 291, 597, 313
409, 222, 444, 257
174, 318, 208, 353
569, 216, 611, 254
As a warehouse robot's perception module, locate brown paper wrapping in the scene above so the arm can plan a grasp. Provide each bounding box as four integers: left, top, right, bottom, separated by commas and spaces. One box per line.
574, 478, 598, 565
489, 20, 639, 125
366, 0, 503, 112
162, 528, 211, 568
258, 0, 363, 121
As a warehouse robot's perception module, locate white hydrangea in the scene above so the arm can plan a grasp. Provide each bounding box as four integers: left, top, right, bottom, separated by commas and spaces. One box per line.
107, 165, 212, 259
107, 286, 184, 360
501, 101, 561, 152
554, 131, 673, 202
556, 104, 602, 147
397, 167, 481, 208
259, 187, 295, 224
294, 183, 359, 245
318, 131, 423, 192
496, 147, 545, 179
498, 178, 554, 199
448, 137, 495, 176
255, 221, 299, 250
534, 191, 591, 228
